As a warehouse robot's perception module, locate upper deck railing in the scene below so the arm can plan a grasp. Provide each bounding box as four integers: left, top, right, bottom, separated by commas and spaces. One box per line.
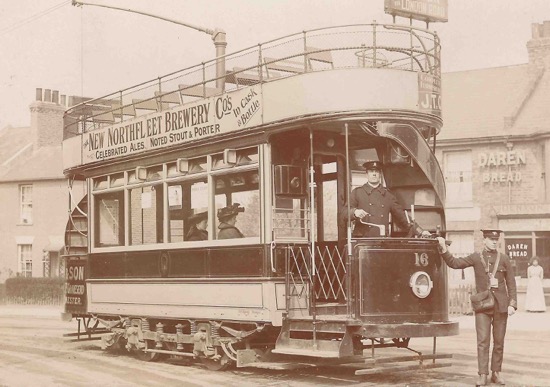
64, 23, 440, 139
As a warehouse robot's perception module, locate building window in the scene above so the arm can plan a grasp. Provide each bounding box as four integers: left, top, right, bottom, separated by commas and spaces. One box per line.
443, 151, 472, 207
19, 185, 33, 224
18, 244, 32, 277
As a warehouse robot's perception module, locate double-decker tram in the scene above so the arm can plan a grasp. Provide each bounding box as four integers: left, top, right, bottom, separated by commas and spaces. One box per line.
62, 21, 458, 374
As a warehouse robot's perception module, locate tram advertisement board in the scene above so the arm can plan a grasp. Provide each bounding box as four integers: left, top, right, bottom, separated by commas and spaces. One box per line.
384, 0, 448, 23
65, 259, 87, 314
81, 86, 262, 164
418, 72, 441, 117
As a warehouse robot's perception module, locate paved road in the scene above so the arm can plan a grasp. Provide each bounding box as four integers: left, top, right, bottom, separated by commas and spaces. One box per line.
0, 305, 549, 386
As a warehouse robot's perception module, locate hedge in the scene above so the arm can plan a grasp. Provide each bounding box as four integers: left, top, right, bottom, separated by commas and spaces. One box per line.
3, 277, 64, 305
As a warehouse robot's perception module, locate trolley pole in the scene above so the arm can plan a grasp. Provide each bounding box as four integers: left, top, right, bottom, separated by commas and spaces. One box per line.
72, 0, 227, 91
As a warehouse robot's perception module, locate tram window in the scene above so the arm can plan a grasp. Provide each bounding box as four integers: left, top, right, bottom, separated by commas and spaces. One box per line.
214, 170, 260, 239
176, 156, 207, 175
212, 147, 258, 170
93, 176, 108, 191
95, 191, 124, 247
168, 179, 209, 242
129, 184, 164, 245
146, 165, 163, 181
127, 170, 140, 185
273, 197, 307, 240
167, 162, 179, 177
110, 173, 124, 188
322, 179, 338, 241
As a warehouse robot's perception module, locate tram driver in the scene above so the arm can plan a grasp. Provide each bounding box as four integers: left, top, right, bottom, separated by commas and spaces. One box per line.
186, 211, 208, 241
348, 161, 429, 238
217, 203, 245, 239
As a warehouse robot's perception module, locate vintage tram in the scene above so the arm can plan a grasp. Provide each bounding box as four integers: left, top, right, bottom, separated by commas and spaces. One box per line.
62, 21, 458, 374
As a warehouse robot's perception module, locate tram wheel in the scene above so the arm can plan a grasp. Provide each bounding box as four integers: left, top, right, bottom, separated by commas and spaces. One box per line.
200, 353, 233, 371
134, 340, 164, 362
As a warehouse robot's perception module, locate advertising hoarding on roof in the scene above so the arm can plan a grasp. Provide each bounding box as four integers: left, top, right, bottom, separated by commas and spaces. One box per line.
384, 0, 448, 23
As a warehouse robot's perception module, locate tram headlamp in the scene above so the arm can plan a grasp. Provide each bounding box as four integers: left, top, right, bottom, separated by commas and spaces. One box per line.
409, 271, 433, 299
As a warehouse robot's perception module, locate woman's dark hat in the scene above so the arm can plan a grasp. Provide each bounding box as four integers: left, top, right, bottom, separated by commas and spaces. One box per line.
188, 211, 208, 223
217, 203, 244, 220
362, 160, 383, 171
481, 229, 502, 239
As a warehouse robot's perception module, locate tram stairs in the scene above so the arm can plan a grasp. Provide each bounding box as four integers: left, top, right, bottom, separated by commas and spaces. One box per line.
273, 311, 361, 358
64, 194, 88, 258
272, 243, 359, 358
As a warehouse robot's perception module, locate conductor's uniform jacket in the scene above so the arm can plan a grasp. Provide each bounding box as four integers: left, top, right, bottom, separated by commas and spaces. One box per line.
439, 250, 517, 312
440, 249, 517, 374
349, 183, 410, 237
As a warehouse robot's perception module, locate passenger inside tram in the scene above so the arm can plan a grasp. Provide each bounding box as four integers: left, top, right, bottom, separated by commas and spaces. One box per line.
348, 160, 429, 238
217, 204, 245, 239
185, 211, 208, 241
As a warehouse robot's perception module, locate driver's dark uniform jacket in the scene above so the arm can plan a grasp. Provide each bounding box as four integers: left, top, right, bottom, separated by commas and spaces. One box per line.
349, 183, 411, 237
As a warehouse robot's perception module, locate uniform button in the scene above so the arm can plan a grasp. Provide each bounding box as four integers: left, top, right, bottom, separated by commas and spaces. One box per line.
381, 204, 385, 208
380, 215, 383, 218
369, 203, 372, 206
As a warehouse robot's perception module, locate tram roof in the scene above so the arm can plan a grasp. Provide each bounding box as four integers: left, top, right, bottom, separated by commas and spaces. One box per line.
62, 24, 445, 171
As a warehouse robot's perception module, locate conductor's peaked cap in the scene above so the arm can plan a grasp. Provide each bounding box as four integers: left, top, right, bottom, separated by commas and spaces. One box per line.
363, 160, 383, 171
481, 229, 502, 239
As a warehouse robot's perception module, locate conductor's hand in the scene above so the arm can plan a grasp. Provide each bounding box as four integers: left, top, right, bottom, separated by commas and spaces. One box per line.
436, 237, 448, 253
420, 230, 432, 238
354, 209, 368, 219
508, 306, 516, 316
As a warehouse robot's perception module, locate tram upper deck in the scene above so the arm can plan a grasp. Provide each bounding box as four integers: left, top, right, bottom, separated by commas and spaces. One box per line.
62, 23, 441, 174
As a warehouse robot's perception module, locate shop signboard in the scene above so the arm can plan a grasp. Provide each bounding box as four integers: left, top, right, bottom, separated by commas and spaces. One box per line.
505, 238, 532, 277
384, 0, 448, 23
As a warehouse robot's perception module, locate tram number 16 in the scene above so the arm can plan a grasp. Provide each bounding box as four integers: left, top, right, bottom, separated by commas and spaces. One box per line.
414, 252, 429, 267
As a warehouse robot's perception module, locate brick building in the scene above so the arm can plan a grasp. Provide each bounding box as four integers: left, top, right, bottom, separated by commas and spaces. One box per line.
0, 89, 85, 282
437, 21, 550, 289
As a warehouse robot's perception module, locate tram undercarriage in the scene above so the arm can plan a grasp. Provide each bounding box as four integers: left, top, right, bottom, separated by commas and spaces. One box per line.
67, 311, 455, 374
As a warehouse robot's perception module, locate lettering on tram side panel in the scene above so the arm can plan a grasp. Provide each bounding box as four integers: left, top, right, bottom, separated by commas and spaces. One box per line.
418, 73, 442, 116
65, 262, 86, 308
81, 87, 263, 164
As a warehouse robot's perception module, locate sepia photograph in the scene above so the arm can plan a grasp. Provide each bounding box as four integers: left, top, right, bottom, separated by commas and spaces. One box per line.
0, 1, 549, 385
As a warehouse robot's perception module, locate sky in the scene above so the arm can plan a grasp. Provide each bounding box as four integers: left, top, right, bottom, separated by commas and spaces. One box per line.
0, 0, 548, 130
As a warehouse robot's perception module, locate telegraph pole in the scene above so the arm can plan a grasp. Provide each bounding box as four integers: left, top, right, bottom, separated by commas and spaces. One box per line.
72, 0, 227, 90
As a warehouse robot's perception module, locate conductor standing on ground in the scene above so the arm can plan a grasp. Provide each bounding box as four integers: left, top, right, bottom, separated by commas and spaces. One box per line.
437, 230, 517, 386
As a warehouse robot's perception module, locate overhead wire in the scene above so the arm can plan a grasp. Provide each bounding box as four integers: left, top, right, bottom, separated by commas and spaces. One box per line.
0, 1, 71, 37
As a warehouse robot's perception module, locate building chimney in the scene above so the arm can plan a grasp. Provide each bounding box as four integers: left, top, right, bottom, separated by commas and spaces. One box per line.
30, 88, 65, 148
527, 21, 550, 68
